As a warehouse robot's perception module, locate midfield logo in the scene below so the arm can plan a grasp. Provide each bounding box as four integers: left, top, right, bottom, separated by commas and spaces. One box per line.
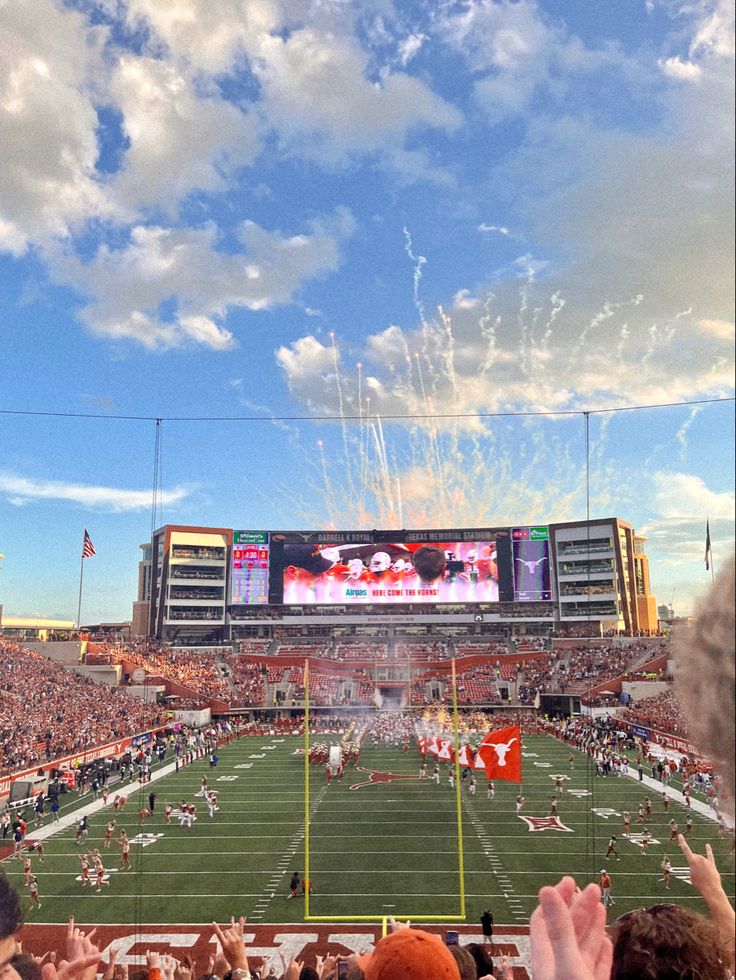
349, 768, 422, 791
519, 816, 574, 833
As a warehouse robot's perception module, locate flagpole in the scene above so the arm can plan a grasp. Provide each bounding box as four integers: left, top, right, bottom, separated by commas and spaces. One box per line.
76, 548, 85, 630
451, 658, 467, 919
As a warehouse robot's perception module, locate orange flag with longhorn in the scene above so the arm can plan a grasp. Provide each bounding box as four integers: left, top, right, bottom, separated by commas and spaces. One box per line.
473, 725, 522, 783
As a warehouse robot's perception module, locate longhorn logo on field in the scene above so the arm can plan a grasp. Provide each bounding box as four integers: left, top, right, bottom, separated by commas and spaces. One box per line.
349, 768, 422, 791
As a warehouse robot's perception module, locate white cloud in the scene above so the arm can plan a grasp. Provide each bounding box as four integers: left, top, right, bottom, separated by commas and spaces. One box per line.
0, 472, 189, 511
437, 0, 629, 123
453, 289, 479, 310
53, 208, 353, 350
652, 471, 735, 520
251, 28, 461, 166
658, 56, 702, 80
0, 0, 117, 254
690, 0, 735, 59
122, 1, 460, 174
122, 0, 280, 75
699, 319, 735, 342
110, 55, 260, 210
397, 32, 427, 66
478, 223, 511, 236
275, 335, 337, 402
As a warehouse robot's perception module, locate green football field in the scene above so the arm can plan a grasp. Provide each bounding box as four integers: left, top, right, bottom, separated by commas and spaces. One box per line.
4, 732, 734, 925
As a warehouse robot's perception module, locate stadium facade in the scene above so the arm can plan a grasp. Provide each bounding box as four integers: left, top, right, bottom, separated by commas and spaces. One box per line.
133, 518, 658, 644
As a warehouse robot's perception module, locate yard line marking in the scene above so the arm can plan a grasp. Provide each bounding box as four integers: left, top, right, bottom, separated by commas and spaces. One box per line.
464, 798, 526, 923
246, 783, 329, 919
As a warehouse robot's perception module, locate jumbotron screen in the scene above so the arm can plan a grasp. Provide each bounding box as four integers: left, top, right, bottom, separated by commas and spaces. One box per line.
281, 539, 498, 605
263, 527, 552, 605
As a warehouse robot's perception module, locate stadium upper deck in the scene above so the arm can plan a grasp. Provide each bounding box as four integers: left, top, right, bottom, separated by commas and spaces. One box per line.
134, 517, 658, 644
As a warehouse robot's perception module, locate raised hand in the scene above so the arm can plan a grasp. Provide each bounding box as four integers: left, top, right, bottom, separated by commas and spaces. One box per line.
212, 917, 248, 972
530, 876, 613, 980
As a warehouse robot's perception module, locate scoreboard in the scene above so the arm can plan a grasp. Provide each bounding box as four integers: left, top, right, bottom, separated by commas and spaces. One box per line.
230, 531, 270, 605
228, 526, 552, 606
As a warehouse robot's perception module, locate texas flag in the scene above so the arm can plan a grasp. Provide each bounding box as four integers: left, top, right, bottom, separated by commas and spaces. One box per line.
457, 743, 475, 768
417, 736, 427, 756
473, 725, 522, 784
427, 735, 441, 757
436, 738, 454, 762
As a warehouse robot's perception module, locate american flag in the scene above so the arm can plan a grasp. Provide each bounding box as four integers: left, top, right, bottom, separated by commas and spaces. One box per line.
82, 529, 96, 559
705, 518, 712, 571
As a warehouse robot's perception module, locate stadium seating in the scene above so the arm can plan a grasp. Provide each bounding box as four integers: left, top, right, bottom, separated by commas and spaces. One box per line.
0, 640, 166, 776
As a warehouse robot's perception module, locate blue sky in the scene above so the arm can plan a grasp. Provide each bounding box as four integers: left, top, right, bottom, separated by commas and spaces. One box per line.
0, 0, 733, 622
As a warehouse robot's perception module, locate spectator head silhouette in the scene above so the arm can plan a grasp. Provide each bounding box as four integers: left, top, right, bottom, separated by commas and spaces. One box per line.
0, 877, 23, 980
362, 930, 461, 980
609, 902, 729, 979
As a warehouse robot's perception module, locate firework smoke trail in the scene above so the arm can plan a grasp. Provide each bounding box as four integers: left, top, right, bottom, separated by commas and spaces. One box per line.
478, 293, 499, 376
438, 306, 459, 402
642, 321, 659, 363
316, 438, 339, 528
664, 306, 693, 344
403, 227, 428, 332
370, 415, 399, 525
541, 291, 566, 353
675, 405, 701, 460
616, 322, 630, 362
437, 305, 463, 484
414, 350, 449, 517
329, 331, 358, 504
356, 363, 371, 521
403, 227, 440, 416
572, 293, 644, 362
517, 260, 534, 377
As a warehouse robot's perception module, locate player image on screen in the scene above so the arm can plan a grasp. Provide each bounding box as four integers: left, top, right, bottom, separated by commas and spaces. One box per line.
512, 537, 552, 601
281, 540, 499, 605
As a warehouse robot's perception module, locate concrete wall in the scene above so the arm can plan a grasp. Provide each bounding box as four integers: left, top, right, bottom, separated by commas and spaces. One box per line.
66, 664, 121, 686
127, 684, 166, 703
22, 640, 84, 664
621, 680, 668, 702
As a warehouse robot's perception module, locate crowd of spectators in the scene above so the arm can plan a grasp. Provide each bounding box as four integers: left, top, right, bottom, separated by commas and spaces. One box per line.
621, 688, 689, 737
0, 640, 166, 776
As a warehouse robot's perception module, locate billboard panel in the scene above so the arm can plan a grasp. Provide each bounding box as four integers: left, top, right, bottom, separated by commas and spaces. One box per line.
230, 531, 270, 605
511, 527, 552, 601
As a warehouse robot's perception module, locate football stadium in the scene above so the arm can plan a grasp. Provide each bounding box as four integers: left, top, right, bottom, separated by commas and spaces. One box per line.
2, 1, 735, 978
1, 521, 734, 978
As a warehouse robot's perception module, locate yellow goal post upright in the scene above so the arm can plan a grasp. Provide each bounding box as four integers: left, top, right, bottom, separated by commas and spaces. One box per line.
303, 655, 467, 924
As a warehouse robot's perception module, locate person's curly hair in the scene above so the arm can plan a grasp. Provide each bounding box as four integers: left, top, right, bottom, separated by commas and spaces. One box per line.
447, 946, 477, 980
674, 552, 735, 813
610, 903, 730, 979
412, 546, 446, 583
